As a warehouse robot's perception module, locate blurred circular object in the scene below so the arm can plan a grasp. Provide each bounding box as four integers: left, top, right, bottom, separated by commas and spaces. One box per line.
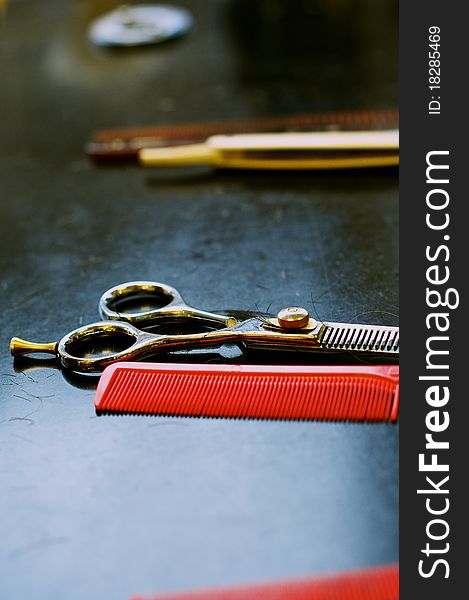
88, 4, 193, 47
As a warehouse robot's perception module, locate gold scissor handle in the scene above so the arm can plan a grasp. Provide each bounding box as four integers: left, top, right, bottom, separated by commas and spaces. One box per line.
10, 321, 145, 374
99, 280, 235, 327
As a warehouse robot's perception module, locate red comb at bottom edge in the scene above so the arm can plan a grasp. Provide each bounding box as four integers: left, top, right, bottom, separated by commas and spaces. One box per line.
131, 564, 399, 600
95, 364, 399, 422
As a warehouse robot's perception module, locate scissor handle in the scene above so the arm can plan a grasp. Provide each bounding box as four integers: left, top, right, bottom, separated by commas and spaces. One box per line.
10, 320, 152, 373
99, 281, 234, 327
99, 281, 182, 321
56, 320, 158, 373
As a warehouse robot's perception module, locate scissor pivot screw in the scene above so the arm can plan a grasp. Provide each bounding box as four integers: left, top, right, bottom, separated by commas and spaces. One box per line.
277, 307, 310, 329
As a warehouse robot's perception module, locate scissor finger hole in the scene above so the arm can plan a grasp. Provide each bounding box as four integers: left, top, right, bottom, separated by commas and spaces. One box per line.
108, 290, 174, 314
63, 329, 137, 359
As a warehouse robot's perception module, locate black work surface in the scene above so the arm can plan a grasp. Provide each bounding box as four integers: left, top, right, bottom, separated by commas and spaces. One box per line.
0, 1, 398, 599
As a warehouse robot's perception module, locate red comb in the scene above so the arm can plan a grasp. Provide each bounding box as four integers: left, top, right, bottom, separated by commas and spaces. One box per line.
95, 364, 399, 422
131, 564, 398, 600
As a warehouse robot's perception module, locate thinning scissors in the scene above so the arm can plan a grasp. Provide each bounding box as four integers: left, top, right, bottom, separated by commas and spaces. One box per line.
10, 281, 399, 375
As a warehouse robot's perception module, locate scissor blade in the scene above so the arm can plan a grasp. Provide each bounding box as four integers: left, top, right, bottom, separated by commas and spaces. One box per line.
320, 322, 399, 354
198, 318, 399, 361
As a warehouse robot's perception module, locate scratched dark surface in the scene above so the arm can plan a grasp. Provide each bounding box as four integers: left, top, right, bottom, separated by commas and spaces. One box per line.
0, 1, 398, 599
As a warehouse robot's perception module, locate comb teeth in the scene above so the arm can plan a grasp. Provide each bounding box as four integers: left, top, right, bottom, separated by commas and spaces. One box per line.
131, 564, 398, 600
95, 364, 399, 422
